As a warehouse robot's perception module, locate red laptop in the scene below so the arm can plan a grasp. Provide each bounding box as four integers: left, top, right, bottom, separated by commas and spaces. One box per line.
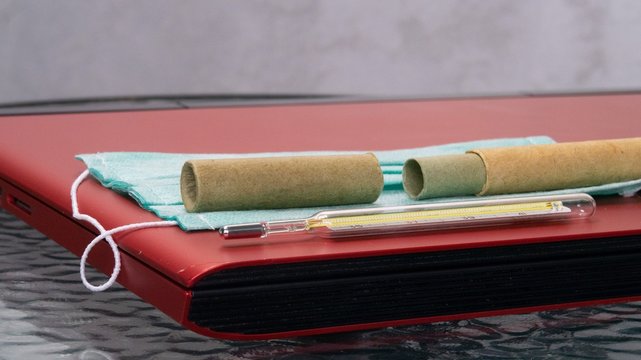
2, 93, 641, 340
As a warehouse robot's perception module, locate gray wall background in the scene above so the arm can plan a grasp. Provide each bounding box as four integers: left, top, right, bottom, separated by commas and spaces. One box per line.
1, 0, 641, 103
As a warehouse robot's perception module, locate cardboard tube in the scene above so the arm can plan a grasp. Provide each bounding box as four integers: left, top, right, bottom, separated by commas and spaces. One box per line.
403, 137, 641, 200
403, 154, 486, 199
181, 153, 383, 212
469, 137, 641, 195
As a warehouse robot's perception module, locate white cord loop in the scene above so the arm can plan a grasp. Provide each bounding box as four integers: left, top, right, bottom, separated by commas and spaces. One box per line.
71, 170, 178, 292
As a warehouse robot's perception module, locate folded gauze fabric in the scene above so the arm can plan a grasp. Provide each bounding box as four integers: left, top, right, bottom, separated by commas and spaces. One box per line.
76, 136, 641, 231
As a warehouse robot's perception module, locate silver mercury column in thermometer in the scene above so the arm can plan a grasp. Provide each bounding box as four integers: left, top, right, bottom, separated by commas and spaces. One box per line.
220, 193, 596, 240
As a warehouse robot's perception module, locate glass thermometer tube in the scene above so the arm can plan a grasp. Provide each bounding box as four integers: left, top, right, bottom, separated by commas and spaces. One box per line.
220, 193, 596, 240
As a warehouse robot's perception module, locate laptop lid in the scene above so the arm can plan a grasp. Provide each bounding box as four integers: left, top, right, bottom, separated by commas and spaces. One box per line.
2, 94, 641, 339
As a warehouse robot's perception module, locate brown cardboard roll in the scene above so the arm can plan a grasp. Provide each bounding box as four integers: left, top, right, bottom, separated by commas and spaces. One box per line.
181, 153, 384, 212
403, 154, 486, 199
469, 137, 641, 195
403, 137, 641, 200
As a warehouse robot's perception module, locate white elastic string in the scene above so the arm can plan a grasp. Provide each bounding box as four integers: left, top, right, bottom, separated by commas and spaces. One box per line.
71, 170, 178, 292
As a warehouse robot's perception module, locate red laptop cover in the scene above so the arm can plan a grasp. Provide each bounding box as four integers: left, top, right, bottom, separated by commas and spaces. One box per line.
2, 94, 641, 340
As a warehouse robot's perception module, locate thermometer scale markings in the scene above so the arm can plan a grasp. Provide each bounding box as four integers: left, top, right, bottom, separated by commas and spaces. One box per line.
308, 201, 569, 230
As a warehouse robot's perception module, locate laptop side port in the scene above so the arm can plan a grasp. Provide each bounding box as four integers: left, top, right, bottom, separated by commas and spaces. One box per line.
7, 194, 32, 215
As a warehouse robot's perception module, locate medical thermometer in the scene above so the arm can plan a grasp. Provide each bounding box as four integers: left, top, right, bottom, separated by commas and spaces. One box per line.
220, 193, 595, 239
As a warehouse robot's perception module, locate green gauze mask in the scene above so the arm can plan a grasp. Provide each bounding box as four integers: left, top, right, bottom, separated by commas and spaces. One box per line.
75, 136, 641, 231
71, 136, 641, 292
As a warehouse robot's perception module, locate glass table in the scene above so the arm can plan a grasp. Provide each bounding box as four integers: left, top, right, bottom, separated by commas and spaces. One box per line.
3, 209, 641, 359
